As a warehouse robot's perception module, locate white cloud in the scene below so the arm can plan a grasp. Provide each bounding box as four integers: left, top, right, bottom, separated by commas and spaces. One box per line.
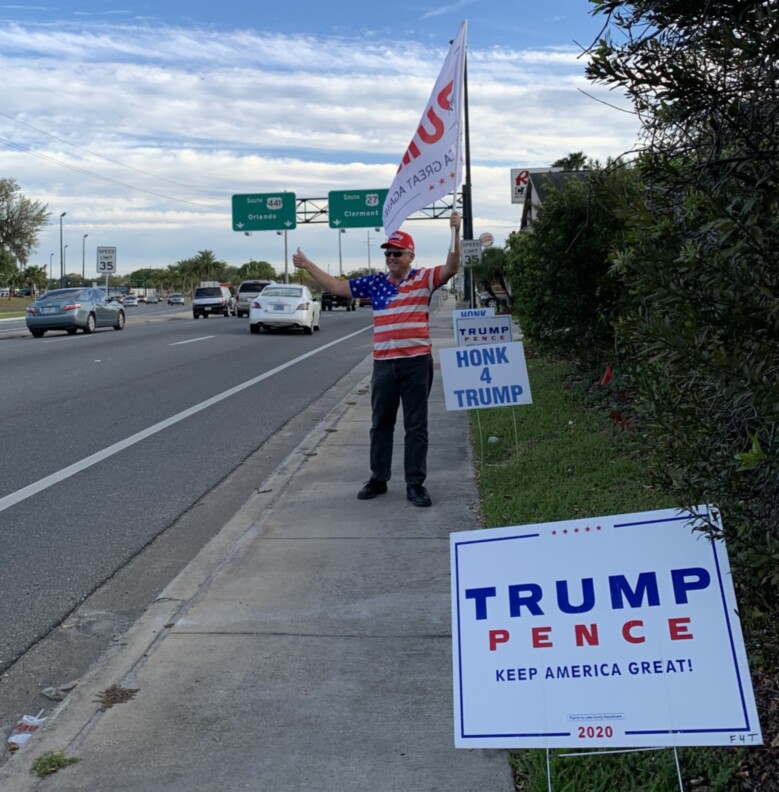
0, 20, 638, 275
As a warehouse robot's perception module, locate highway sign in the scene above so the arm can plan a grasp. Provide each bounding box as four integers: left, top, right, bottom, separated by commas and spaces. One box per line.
232, 193, 297, 231
462, 239, 483, 268
328, 189, 388, 228
96, 247, 116, 274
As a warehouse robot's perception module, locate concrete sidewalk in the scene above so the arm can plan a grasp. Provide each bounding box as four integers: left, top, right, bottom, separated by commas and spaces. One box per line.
0, 297, 513, 791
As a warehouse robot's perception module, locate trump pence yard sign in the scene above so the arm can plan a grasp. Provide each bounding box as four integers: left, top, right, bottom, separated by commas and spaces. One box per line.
450, 506, 762, 749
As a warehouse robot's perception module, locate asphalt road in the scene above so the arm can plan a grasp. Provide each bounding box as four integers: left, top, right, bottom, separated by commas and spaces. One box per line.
0, 303, 375, 675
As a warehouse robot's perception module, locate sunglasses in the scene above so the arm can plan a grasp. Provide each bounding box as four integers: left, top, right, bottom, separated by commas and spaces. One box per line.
384, 250, 405, 259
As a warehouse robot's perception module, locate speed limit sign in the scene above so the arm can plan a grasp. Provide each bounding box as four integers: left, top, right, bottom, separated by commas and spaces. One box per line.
461, 239, 483, 268
96, 247, 117, 274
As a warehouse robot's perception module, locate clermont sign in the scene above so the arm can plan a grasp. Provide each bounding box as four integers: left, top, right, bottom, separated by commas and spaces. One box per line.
328, 189, 388, 228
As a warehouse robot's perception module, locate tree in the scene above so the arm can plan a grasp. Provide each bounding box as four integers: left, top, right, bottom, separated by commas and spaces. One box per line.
587, 0, 779, 671
236, 260, 276, 280
505, 163, 640, 362
16, 265, 47, 298
0, 247, 15, 292
0, 178, 49, 266
551, 151, 589, 171
471, 247, 511, 307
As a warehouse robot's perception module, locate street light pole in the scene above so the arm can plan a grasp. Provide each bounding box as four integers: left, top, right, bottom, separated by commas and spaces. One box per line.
82, 234, 88, 284
276, 230, 289, 283
63, 245, 68, 284
338, 229, 346, 277
59, 212, 66, 288
49, 253, 53, 287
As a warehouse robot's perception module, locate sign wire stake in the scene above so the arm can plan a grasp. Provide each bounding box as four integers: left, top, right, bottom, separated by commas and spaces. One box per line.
475, 409, 484, 473
543, 746, 686, 791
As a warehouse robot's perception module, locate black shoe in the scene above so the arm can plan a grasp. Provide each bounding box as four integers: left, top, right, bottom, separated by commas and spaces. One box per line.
357, 479, 388, 500
406, 483, 432, 507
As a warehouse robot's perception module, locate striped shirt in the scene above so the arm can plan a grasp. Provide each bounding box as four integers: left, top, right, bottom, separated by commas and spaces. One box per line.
350, 267, 444, 360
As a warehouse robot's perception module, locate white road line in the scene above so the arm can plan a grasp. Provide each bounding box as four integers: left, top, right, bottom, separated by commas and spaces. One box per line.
169, 336, 215, 346
0, 326, 371, 513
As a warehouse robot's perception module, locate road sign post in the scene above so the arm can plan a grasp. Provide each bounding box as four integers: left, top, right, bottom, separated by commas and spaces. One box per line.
328, 189, 388, 229
232, 193, 297, 232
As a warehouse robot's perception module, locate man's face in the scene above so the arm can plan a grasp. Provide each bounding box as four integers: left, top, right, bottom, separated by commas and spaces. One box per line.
383, 247, 413, 279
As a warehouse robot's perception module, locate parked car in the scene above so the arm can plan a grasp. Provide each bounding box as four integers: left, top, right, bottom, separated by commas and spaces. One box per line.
25, 287, 126, 337
0, 288, 10, 297
477, 291, 509, 309
192, 285, 232, 318
123, 295, 139, 307
168, 293, 185, 305
249, 284, 321, 335
235, 280, 274, 318
321, 291, 357, 311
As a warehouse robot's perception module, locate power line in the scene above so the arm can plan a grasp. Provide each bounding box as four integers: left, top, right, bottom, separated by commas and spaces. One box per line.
0, 109, 226, 197
0, 135, 217, 210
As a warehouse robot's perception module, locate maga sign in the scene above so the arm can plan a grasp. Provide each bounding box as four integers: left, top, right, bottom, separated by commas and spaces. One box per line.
450, 507, 762, 749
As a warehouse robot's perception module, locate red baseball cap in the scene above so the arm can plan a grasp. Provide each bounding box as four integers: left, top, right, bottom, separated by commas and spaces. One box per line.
380, 230, 415, 252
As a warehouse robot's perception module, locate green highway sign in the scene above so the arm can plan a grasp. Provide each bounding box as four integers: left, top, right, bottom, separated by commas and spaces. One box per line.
328, 189, 388, 229
232, 193, 296, 232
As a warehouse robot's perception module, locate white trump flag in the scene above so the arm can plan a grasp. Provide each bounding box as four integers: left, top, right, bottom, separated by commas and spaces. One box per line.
382, 21, 467, 237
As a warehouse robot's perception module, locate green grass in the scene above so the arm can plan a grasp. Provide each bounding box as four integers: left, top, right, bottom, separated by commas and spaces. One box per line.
471, 357, 666, 529
469, 355, 745, 792
30, 751, 80, 778
0, 296, 29, 319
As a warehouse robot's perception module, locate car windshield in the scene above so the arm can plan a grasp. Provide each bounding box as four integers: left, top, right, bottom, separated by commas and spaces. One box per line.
239, 283, 267, 293
195, 287, 222, 297
40, 289, 83, 302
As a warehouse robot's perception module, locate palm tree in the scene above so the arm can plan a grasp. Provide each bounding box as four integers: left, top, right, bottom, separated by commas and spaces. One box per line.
552, 151, 589, 171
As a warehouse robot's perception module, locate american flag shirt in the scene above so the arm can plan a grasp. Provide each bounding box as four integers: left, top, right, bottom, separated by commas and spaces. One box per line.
350, 267, 444, 360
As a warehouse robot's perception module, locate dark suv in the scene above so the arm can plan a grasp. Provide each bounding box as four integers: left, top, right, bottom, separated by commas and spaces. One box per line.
321, 291, 357, 311
235, 280, 274, 318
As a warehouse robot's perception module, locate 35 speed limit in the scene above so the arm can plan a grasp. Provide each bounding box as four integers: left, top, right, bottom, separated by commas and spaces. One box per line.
461, 240, 483, 268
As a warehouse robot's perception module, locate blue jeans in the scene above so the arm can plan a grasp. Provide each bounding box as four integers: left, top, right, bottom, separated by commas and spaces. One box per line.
369, 355, 434, 485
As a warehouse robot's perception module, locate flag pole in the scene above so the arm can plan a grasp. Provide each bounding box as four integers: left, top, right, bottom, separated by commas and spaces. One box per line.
451, 22, 469, 255
461, 51, 475, 307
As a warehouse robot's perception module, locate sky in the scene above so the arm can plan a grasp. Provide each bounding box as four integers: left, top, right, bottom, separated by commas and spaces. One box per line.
0, 0, 638, 279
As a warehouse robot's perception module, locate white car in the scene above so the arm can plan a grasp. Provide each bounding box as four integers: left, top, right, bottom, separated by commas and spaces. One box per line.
249, 285, 321, 335
123, 295, 139, 306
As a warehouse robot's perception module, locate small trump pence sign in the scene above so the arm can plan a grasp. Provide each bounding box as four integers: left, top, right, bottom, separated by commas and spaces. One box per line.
450, 507, 762, 748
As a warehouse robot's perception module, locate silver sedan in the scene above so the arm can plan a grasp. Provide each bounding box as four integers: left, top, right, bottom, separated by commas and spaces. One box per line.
25, 287, 126, 337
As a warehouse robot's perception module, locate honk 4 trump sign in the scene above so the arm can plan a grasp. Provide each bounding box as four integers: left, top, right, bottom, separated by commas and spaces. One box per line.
439, 342, 532, 411
450, 507, 762, 749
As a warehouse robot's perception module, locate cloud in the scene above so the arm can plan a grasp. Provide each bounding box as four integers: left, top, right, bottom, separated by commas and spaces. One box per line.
0, 20, 638, 273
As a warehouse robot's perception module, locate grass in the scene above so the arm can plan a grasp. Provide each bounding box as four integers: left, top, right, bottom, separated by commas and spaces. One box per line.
30, 751, 80, 778
471, 356, 666, 528
0, 296, 30, 319
469, 354, 745, 792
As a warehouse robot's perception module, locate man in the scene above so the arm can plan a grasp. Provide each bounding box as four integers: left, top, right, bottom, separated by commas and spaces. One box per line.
292, 212, 461, 507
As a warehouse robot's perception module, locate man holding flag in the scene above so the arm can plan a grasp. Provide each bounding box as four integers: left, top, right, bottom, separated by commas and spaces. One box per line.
292, 23, 467, 507
292, 213, 461, 507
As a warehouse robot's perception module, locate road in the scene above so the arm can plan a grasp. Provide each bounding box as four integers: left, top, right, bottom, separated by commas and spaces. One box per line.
0, 303, 374, 677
